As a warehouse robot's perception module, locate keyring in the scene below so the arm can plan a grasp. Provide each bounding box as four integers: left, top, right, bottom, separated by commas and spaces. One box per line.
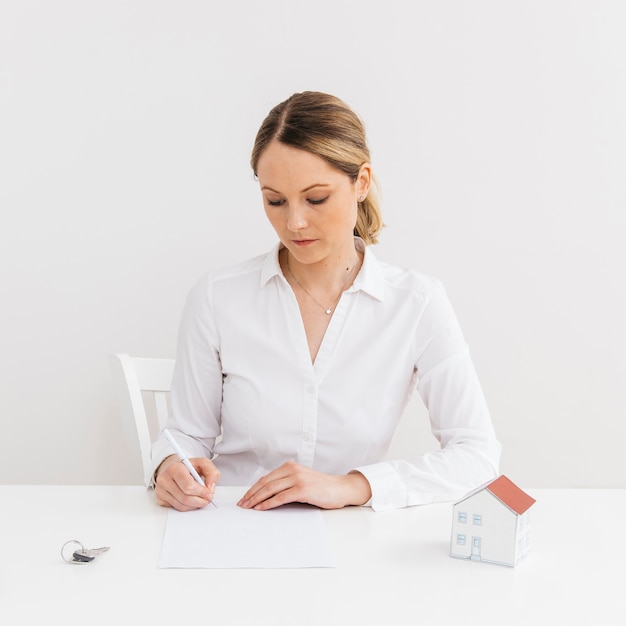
61, 539, 85, 563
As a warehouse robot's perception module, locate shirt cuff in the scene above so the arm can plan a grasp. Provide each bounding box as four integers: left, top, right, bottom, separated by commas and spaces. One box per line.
354, 462, 411, 512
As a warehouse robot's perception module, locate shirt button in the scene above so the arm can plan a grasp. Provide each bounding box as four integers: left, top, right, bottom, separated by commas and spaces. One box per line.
303, 432, 314, 443
306, 385, 315, 395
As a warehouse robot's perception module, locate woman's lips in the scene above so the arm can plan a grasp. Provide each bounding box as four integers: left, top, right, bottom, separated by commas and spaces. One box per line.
292, 239, 317, 247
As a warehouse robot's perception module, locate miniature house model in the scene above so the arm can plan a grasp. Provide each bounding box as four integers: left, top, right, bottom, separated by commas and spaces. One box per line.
450, 475, 536, 567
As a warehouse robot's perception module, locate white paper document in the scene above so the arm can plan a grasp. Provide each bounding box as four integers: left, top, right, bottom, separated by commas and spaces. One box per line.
158, 493, 336, 568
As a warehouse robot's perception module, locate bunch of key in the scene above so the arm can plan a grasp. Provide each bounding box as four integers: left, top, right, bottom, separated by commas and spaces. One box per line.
61, 540, 110, 564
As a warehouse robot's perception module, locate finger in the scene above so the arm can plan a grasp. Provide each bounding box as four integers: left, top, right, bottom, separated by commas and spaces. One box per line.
238, 462, 295, 504
237, 473, 281, 506
248, 487, 300, 511
161, 478, 213, 511
160, 464, 213, 510
239, 475, 295, 509
194, 459, 221, 495
155, 478, 202, 511
156, 485, 196, 511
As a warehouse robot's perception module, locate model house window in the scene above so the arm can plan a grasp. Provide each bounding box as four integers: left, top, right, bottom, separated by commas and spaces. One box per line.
457, 534, 466, 545
458, 512, 467, 523
473, 514, 482, 525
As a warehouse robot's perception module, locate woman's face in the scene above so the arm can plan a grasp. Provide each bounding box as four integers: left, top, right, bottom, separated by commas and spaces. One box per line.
256, 141, 370, 268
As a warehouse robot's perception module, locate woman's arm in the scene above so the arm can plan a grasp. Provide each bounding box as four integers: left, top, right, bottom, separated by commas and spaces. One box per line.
356, 283, 501, 511
237, 461, 372, 510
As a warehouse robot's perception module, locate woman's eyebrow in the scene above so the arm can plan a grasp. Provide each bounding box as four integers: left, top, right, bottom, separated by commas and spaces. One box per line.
261, 183, 330, 193
302, 183, 330, 192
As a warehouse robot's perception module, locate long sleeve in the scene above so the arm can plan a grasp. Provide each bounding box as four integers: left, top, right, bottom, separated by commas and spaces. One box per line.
355, 281, 501, 511
149, 273, 222, 483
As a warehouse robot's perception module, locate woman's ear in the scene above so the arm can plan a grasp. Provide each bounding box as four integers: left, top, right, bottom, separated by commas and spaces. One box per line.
356, 163, 372, 200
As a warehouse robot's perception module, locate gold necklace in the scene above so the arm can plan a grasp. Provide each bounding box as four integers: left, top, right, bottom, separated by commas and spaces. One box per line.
285, 255, 358, 315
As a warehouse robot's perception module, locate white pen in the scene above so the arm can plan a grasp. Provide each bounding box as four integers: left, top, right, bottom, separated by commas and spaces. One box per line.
163, 428, 217, 507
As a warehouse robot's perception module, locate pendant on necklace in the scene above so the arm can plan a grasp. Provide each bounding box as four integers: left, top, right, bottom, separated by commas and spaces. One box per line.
325, 308, 332, 315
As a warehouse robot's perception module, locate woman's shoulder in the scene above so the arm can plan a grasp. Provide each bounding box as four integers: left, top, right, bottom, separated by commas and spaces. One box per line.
377, 259, 445, 298
195, 249, 274, 286
183, 250, 279, 309
372, 260, 457, 322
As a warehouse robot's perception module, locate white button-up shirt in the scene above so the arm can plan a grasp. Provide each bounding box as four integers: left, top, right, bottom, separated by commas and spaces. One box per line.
151, 238, 500, 511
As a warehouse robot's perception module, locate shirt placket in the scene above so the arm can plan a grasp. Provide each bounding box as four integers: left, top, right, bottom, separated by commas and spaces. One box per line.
295, 292, 353, 467
297, 377, 318, 467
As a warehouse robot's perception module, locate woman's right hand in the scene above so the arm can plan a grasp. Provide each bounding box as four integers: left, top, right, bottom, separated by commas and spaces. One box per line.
154, 455, 220, 511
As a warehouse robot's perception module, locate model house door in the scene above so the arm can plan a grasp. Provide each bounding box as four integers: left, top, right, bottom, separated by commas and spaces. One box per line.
471, 537, 481, 560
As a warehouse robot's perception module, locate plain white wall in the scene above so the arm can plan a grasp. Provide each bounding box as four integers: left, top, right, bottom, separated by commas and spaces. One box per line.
1, 1, 624, 487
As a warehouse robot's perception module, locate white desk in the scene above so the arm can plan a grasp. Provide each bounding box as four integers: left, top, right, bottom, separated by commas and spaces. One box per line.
1, 486, 624, 625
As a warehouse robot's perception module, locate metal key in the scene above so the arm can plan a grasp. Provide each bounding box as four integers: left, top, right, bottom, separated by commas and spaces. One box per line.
72, 547, 110, 563
61, 540, 110, 564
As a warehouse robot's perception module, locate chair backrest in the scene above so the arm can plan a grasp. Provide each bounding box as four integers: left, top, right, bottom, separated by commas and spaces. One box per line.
109, 353, 175, 485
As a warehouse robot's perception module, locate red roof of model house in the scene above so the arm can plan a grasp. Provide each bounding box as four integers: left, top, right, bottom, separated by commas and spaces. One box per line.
486, 475, 536, 515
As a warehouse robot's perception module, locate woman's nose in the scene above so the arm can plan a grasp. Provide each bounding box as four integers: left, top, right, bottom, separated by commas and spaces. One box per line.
286, 204, 308, 231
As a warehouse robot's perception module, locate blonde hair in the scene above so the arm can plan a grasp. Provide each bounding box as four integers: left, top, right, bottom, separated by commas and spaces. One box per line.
251, 91, 383, 244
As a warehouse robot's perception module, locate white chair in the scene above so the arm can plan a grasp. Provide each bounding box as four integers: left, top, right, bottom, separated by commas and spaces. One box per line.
109, 353, 175, 486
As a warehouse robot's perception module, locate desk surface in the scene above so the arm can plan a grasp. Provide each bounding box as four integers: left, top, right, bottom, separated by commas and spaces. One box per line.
1, 486, 624, 625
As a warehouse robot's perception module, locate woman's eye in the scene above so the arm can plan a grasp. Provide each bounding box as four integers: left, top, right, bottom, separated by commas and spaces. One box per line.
266, 198, 284, 207
308, 196, 328, 206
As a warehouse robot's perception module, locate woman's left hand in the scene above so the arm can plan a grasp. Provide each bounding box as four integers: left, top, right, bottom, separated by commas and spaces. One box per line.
237, 461, 372, 510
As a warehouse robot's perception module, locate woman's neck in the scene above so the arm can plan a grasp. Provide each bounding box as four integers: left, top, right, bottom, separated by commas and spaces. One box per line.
281, 246, 362, 295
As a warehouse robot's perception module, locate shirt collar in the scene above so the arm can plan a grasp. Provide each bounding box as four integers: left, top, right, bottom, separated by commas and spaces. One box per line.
259, 237, 385, 302
260, 241, 285, 286
352, 237, 384, 302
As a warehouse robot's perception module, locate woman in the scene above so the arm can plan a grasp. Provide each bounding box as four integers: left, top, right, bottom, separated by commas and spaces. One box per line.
152, 91, 501, 512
